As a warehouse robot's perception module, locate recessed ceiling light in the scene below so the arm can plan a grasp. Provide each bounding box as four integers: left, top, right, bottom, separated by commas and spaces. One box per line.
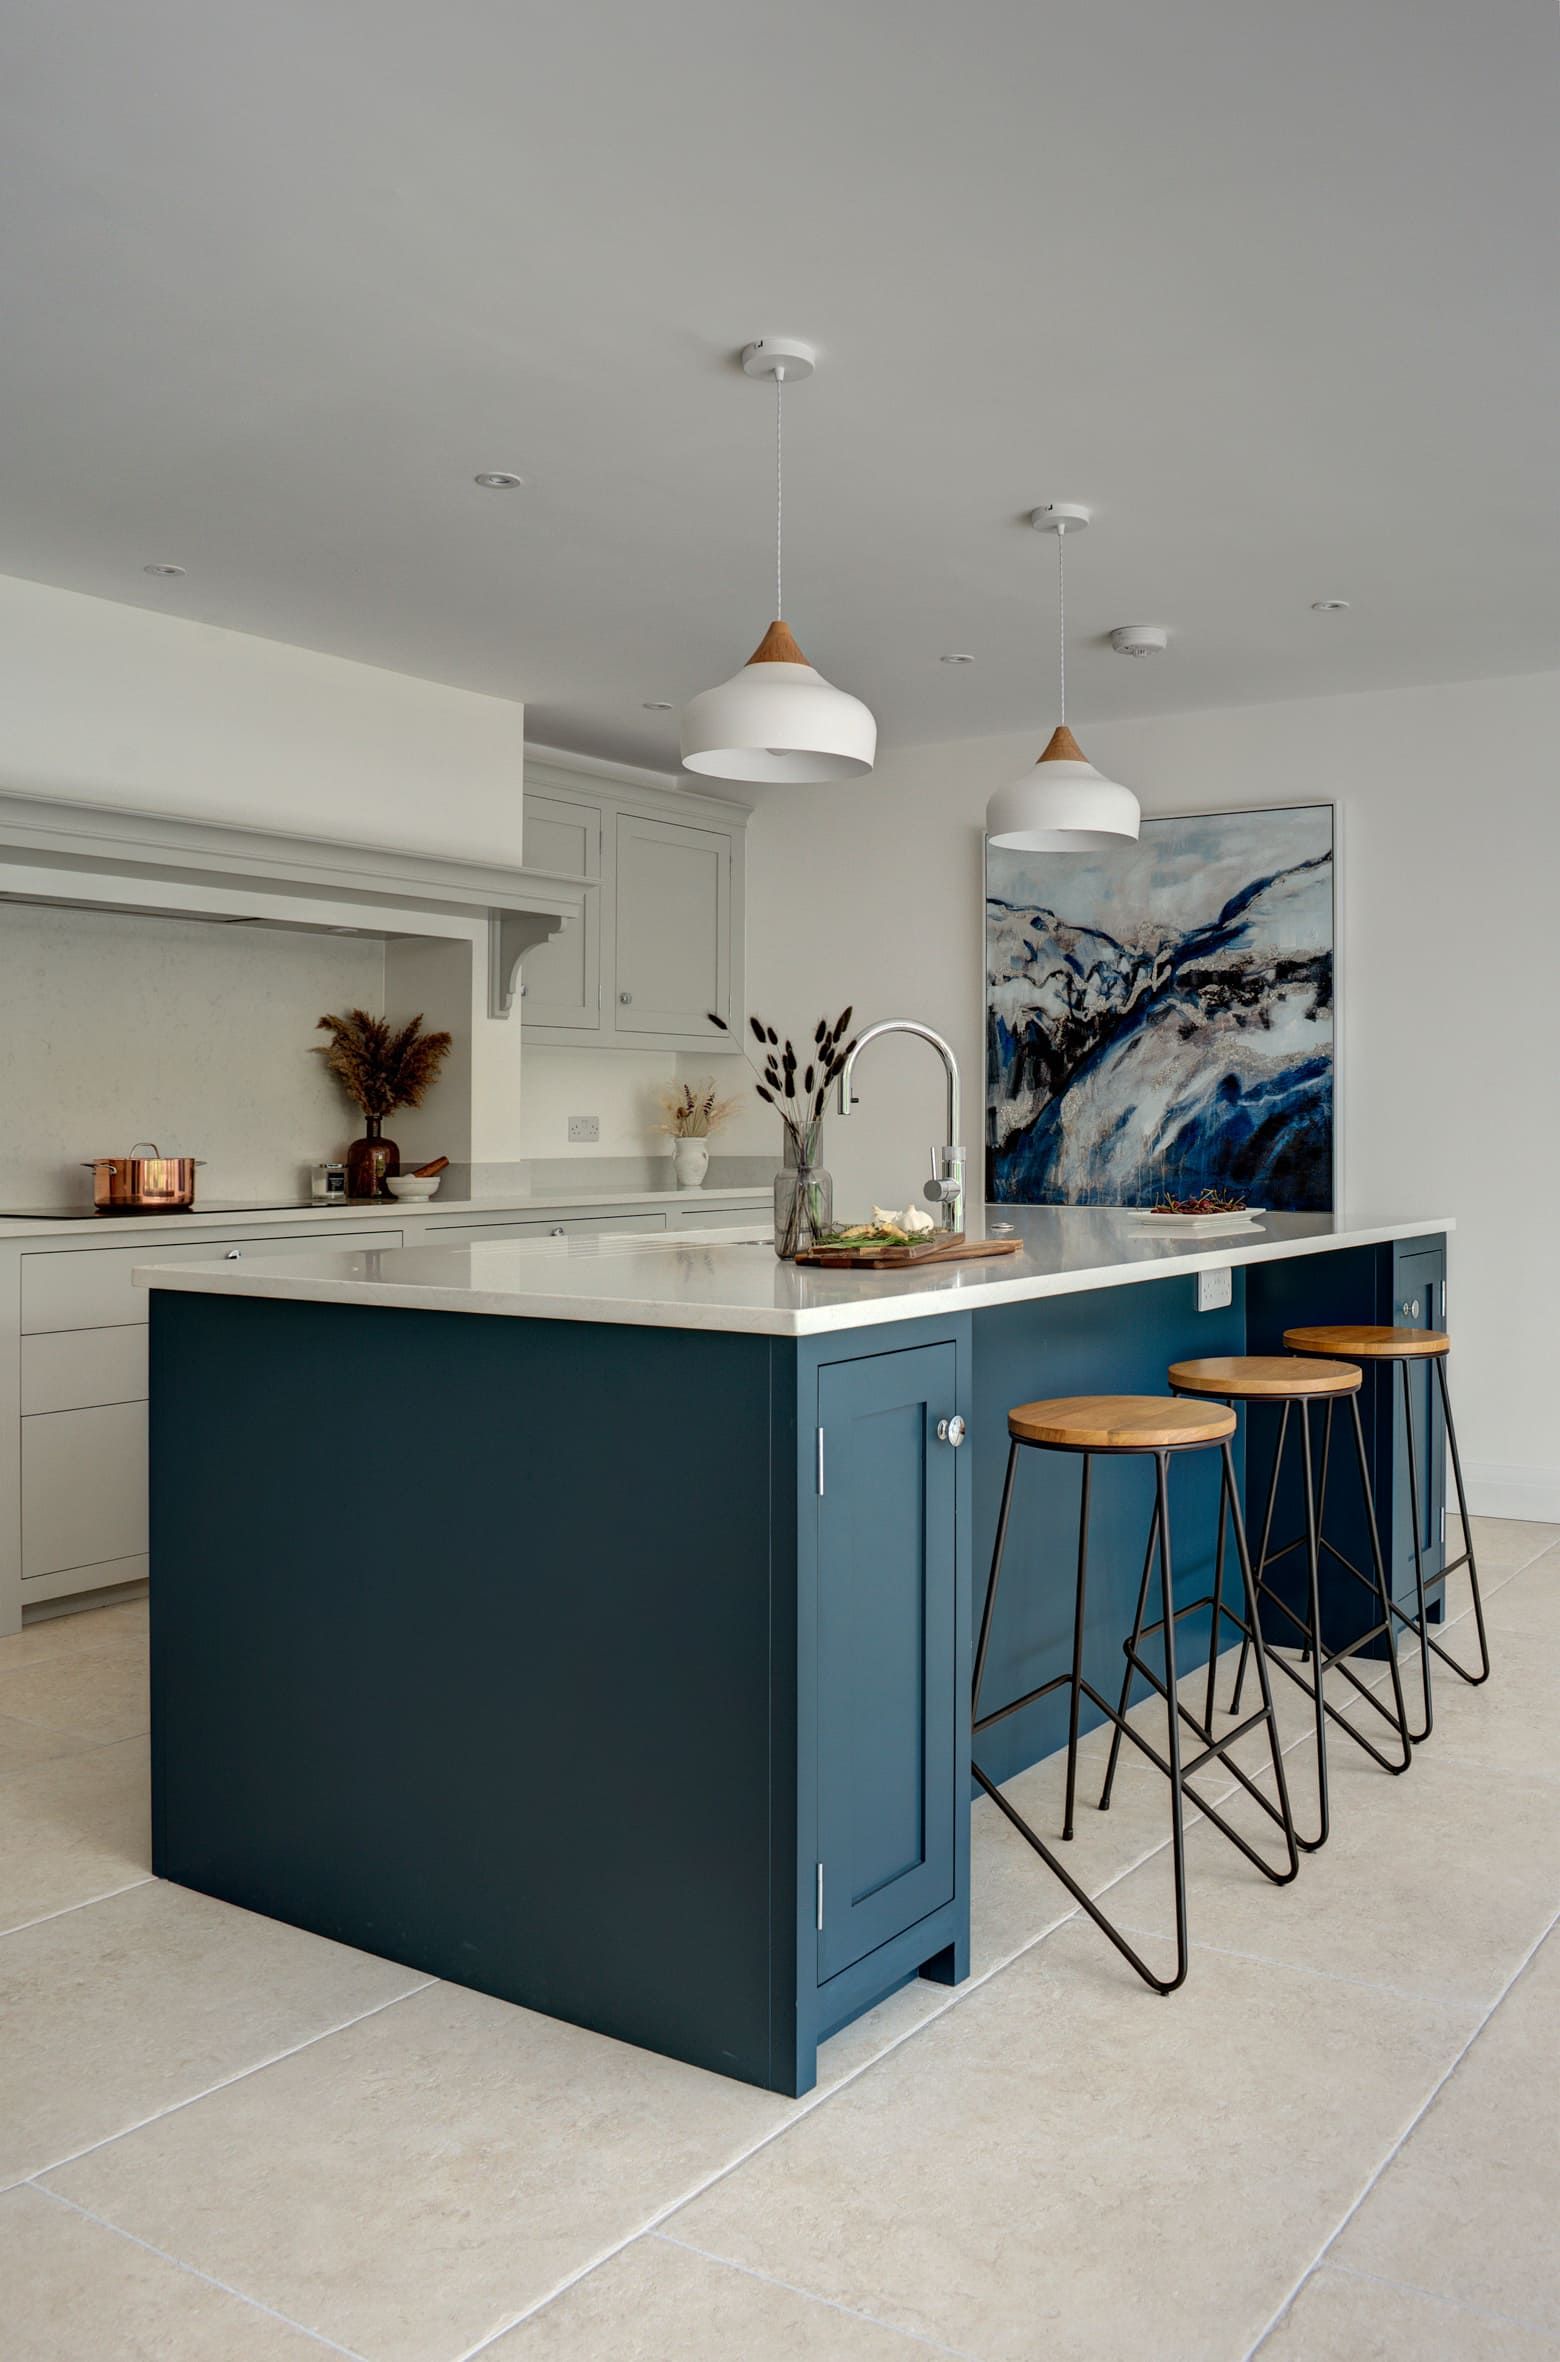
642, 700, 674, 711
1311, 598, 1350, 612
143, 562, 186, 577
474, 471, 525, 490
940, 652, 976, 665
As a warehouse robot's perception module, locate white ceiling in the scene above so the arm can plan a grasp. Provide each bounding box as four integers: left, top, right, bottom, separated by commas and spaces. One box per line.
1, 0, 1556, 771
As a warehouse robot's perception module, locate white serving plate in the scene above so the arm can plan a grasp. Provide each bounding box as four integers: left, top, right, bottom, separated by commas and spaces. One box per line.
1128, 1208, 1266, 1237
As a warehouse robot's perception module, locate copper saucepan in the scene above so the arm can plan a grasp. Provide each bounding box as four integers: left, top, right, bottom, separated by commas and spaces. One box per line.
82, 1142, 205, 1213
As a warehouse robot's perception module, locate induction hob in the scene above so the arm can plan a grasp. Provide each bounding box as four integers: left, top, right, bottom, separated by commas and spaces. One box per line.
0, 1199, 360, 1221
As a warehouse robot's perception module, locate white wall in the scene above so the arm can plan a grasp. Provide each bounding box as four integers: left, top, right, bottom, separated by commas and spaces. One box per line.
739, 669, 1560, 1517
0, 574, 527, 865
0, 902, 385, 1200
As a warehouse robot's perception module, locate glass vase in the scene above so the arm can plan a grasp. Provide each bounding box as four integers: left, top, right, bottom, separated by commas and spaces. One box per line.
774, 1160, 833, 1260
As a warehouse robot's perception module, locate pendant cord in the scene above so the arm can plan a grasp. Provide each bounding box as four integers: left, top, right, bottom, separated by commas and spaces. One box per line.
774, 366, 785, 620
1056, 521, 1066, 727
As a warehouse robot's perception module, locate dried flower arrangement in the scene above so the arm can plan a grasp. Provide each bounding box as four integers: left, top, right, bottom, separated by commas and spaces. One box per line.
656, 1081, 739, 1139
314, 1009, 454, 1117
705, 1005, 856, 1165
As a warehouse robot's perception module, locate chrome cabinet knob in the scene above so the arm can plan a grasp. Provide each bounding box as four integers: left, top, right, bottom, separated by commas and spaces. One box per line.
1400, 1297, 1421, 1319
550, 1226, 567, 1237
937, 1414, 966, 1448
224, 1249, 243, 1260
619, 990, 633, 1005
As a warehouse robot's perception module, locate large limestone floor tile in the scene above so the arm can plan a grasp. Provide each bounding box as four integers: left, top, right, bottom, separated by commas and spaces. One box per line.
0, 1710, 103, 1775
1260, 2264, 1560, 2360
1331, 1926, 1560, 2330
0, 1737, 149, 1934
1404, 1621, 1560, 1780
0, 1597, 148, 1670
669, 1919, 1478, 2362
0, 1645, 148, 1743
0, 2184, 330, 2361
48, 1979, 798, 2362
1455, 1516, 1559, 1580
485, 2232, 952, 2360
1483, 1544, 1560, 1635
0, 1878, 427, 2187
1105, 1748, 1560, 2008
813, 1971, 951, 2093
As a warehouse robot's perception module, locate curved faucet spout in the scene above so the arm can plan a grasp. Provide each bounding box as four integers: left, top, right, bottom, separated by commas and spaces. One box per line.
837, 1020, 965, 1232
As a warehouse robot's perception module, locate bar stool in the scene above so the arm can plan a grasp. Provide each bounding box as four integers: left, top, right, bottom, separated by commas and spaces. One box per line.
972, 1394, 1298, 1997
1282, 1324, 1490, 1742
1165, 1356, 1413, 1853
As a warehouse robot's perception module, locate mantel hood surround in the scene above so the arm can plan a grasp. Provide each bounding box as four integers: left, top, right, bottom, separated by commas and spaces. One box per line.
0, 788, 583, 1018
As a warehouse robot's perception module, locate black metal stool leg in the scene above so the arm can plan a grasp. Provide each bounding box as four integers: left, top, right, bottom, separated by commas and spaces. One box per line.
1152, 1452, 1191, 1993
1230, 1399, 1291, 1716
1399, 1358, 1435, 1742
1098, 1484, 1163, 1812
1201, 1460, 1228, 1734
1432, 1358, 1492, 1685
1220, 1439, 1300, 1883
972, 1440, 1021, 1729
1349, 1390, 1413, 1769
1294, 1400, 1331, 1849
1061, 1455, 1092, 1841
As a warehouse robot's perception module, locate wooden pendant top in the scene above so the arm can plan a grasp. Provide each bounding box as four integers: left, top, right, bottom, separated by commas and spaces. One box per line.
746, 618, 810, 667
1036, 724, 1087, 766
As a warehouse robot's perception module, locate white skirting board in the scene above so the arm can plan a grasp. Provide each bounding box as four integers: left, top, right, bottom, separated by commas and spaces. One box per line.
1461, 1463, 1560, 1525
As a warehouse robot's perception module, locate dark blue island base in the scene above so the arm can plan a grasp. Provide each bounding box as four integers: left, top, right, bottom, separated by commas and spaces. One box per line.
148, 1231, 1446, 2096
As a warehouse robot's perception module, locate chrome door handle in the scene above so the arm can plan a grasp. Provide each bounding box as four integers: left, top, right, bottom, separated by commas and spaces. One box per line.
937, 1414, 966, 1448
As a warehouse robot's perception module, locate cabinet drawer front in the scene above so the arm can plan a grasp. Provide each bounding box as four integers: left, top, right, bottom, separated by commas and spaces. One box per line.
22, 1400, 149, 1579
22, 1227, 402, 1333
816, 1341, 960, 1984
22, 1327, 148, 1415
428, 1213, 671, 1244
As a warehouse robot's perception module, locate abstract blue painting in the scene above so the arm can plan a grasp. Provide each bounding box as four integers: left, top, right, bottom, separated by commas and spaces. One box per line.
986, 803, 1335, 1209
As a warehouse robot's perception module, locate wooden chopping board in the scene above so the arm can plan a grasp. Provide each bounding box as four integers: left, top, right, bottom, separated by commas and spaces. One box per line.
794, 1232, 1023, 1271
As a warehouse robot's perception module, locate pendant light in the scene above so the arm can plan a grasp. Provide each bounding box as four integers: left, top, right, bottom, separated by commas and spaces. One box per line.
681, 339, 876, 785
985, 504, 1140, 851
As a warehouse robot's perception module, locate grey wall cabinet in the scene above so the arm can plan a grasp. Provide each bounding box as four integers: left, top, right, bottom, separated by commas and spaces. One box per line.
519, 762, 748, 1053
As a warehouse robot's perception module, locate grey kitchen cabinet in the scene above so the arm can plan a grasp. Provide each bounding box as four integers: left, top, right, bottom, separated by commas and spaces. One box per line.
519, 760, 748, 1053
515, 790, 603, 1032
428, 1213, 671, 1244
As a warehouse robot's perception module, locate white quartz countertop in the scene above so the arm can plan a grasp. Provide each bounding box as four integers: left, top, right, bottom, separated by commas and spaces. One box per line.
135, 1205, 1453, 1339
0, 1182, 768, 1240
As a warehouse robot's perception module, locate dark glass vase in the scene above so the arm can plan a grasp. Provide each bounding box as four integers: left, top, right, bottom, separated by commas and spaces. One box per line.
345, 1114, 399, 1200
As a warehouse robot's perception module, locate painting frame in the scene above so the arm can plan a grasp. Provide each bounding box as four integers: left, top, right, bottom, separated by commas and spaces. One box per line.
981, 798, 1341, 1212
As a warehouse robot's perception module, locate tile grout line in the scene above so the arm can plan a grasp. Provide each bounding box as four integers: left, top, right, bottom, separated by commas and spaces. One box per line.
1308, 2255, 1560, 2340
0, 1873, 154, 1942
0, 1720, 149, 1768
27, 1977, 438, 2190
657, 2228, 990, 2360
29, 2184, 370, 2359
1240, 1904, 1560, 2358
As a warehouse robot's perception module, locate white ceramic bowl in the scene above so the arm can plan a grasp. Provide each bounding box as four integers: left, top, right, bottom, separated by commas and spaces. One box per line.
386, 1174, 441, 1202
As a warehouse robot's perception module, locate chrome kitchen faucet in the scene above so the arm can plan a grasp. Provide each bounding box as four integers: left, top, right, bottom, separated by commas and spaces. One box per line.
837, 1020, 965, 1234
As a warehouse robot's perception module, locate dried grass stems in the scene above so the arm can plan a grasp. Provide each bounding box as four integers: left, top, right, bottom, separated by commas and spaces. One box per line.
315, 1009, 454, 1119
657, 1081, 739, 1139
706, 1005, 856, 1164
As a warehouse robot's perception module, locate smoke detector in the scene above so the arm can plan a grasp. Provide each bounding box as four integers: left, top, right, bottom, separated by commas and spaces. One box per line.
1109, 624, 1169, 658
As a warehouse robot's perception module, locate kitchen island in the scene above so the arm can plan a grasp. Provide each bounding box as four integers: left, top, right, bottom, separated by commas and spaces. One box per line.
140, 1206, 1451, 2094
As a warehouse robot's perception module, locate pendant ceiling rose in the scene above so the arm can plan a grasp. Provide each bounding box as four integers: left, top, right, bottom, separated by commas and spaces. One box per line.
680, 340, 876, 786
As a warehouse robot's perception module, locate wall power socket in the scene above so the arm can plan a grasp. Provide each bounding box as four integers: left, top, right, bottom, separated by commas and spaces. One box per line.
1196, 1266, 1233, 1313
567, 1115, 600, 1144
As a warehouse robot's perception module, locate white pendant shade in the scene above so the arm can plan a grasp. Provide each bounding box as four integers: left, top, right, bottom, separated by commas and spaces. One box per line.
681, 619, 877, 785
985, 725, 1141, 851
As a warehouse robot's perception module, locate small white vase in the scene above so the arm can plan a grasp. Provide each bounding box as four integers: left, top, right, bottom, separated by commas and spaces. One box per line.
673, 1139, 710, 1189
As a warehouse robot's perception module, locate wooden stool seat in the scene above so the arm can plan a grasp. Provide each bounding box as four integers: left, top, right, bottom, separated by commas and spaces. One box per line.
1008, 1394, 1235, 1452
1169, 1354, 1361, 1400
1284, 1323, 1449, 1360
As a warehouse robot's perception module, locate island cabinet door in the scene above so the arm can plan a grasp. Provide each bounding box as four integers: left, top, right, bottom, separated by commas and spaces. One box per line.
1391, 1240, 1448, 1583
815, 1342, 959, 1985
